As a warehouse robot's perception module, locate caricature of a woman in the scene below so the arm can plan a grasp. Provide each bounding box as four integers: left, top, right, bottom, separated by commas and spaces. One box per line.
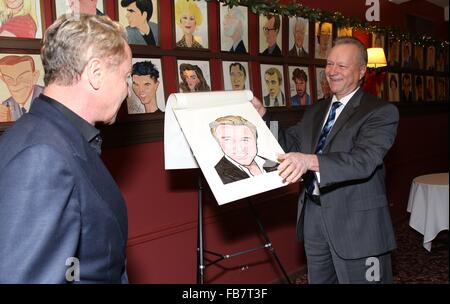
175, 0, 204, 48
0, 0, 37, 38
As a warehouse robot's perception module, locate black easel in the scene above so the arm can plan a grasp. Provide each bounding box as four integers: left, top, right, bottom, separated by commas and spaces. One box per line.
196, 175, 292, 284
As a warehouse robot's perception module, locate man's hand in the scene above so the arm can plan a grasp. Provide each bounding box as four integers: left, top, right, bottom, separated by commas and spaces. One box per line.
251, 96, 267, 117
0, 104, 11, 122
277, 153, 319, 184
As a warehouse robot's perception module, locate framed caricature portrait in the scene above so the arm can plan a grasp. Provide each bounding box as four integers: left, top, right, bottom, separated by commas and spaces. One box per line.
402, 41, 413, 68
219, 5, 248, 53
222, 61, 250, 91
259, 14, 282, 56
260, 64, 285, 107
0, 53, 45, 123
425, 76, 435, 101
316, 67, 331, 100
413, 45, 424, 69
126, 57, 165, 115
436, 77, 446, 101
372, 33, 385, 49
426, 45, 435, 70
0, 0, 43, 39
414, 75, 424, 102
337, 26, 352, 38
387, 39, 400, 67
54, 0, 105, 19
118, 0, 158, 46
173, 0, 208, 49
288, 17, 309, 58
177, 59, 211, 93
400, 73, 413, 102
387, 73, 400, 102
287, 66, 311, 106
315, 21, 332, 59
436, 48, 445, 72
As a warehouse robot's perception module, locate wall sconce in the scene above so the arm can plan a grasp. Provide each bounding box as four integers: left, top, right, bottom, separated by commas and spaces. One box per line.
367, 47, 387, 68
364, 48, 387, 97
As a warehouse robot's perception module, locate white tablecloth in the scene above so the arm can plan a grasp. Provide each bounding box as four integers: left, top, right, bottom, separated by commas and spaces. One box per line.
407, 173, 449, 251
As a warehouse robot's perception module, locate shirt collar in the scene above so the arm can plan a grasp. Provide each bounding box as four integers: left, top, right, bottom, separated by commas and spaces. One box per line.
224, 154, 266, 176
39, 94, 102, 154
331, 86, 360, 107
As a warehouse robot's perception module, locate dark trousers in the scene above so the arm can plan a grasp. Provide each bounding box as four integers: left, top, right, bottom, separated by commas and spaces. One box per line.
303, 196, 393, 284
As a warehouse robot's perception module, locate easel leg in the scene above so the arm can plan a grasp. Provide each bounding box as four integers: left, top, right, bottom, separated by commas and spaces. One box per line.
197, 175, 205, 284
247, 199, 292, 284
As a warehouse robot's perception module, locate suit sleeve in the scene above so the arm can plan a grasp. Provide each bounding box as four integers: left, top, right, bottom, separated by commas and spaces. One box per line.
279, 122, 306, 153
262, 111, 304, 153
318, 103, 399, 187
0, 144, 80, 283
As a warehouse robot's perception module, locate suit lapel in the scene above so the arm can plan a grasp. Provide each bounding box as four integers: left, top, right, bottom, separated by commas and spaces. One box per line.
323, 88, 364, 151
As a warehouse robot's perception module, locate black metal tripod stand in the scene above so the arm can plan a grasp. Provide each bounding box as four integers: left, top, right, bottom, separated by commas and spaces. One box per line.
196, 175, 292, 284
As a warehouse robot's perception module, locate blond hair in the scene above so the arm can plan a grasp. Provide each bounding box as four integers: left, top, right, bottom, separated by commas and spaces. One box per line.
175, 0, 203, 27
0, 0, 37, 23
210, 115, 257, 140
41, 14, 127, 86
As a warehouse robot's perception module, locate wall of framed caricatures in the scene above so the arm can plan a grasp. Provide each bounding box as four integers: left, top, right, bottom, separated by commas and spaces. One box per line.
0, 0, 448, 145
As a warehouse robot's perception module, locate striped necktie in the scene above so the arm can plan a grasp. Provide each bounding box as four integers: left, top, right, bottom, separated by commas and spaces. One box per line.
306, 101, 342, 194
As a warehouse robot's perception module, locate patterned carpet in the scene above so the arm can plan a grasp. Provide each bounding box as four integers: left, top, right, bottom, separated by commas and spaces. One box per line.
294, 220, 449, 284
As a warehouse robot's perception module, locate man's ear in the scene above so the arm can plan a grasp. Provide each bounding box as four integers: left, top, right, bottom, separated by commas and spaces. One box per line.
85, 58, 103, 90
359, 65, 367, 80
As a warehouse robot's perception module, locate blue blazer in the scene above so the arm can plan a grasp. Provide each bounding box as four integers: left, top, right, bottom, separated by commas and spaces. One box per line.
0, 96, 128, 283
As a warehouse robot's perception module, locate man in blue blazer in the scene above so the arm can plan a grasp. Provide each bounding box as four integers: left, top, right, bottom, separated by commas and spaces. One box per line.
253, 37, 399, 283
0, 14, 131, 283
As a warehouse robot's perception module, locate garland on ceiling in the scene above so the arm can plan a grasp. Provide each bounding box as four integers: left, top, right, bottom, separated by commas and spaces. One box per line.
195, 0, 449, 50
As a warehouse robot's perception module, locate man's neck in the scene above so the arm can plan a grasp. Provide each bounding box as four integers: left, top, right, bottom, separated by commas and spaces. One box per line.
137, 21, 150, 35
142, 98, 158, 113
43, 84, 95, 125
16, 87, 35, 109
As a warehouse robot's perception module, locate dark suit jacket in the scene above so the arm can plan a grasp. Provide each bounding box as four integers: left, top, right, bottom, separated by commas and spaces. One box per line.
215, 156, 278, 184
262, 43, 282, 56
230, 40, 247, 53
0, 96, 128, 283
278, 88, 399, 259
263, 92, 285, 107
288, 45, 308, 57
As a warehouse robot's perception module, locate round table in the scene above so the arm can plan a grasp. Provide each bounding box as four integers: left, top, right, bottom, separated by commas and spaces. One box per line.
407, 173, 449, 251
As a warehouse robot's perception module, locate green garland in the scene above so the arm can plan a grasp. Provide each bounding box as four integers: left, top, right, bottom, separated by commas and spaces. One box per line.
195, 0, 449, 50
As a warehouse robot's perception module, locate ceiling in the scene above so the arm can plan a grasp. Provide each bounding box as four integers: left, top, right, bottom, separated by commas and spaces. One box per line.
389, 0, 448, 7
425, 0, 449, 8
389, 0, 449, 21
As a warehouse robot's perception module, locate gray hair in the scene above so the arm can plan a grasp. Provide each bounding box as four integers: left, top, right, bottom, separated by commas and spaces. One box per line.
333, 36, 368, 66
41, 14, 128, 86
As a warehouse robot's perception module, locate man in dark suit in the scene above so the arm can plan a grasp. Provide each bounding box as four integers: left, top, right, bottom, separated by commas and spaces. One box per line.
261, 14, 282, 56
263, 67, 285, 107
222, 6, 247, 53
288, 18, 308, 57
0, 14, 131, 283
252, 37, 399, 283
210, 115, 278, 184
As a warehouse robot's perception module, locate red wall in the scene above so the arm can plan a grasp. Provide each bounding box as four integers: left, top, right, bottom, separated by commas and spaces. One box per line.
100, 1, 449, 283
